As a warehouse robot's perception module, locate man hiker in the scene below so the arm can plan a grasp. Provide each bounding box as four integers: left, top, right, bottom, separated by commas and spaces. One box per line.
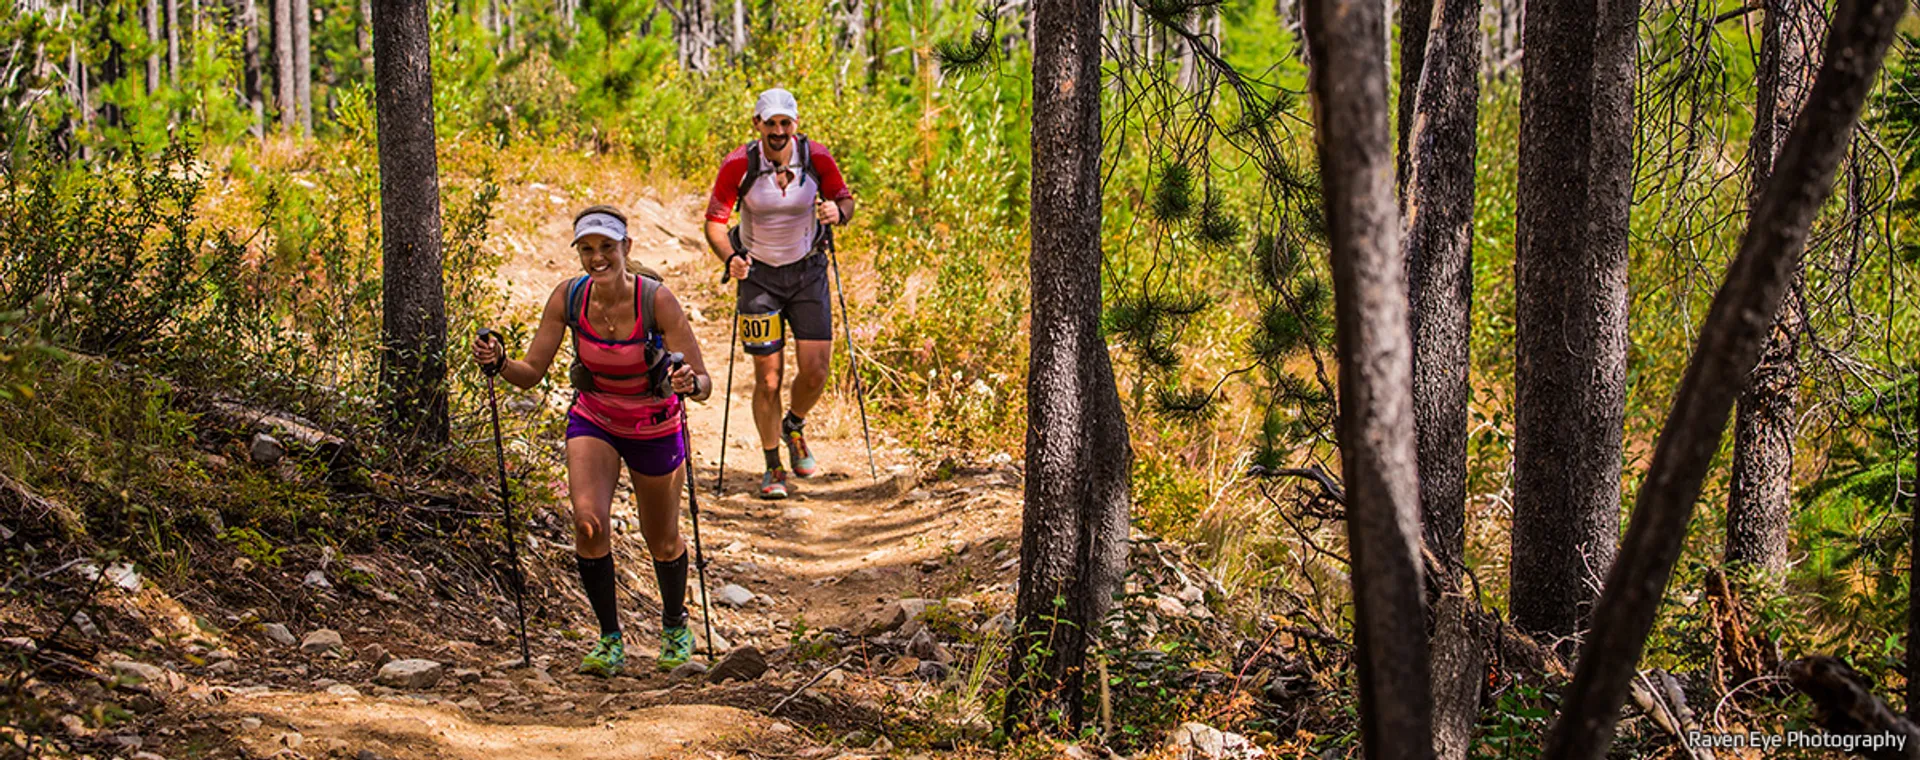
704, 87, 857, 500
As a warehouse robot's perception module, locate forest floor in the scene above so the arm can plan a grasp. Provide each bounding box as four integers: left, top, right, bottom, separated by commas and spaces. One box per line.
2, 170, 1051, 759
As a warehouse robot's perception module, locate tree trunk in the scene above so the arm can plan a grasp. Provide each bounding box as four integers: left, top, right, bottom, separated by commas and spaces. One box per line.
274, 0, 291, 132
1401, 0, 1482, 750
677, 0, 715, 71
371, 0, 450, 444
1395, 0, 1429, 188
146, 0, 161, 94
1303, 0, 1433, 756
1509, 0, 1630, 645
1911, 385, 1919, 722
358, 0, 372, 76
165, 0, 178, 85
245, 0, 263, 138
1540, 1, 1906, 756
731, 0, 745, 57
1000, 0, 1133, 739
1725, 0, 1819, 584
293, 0, 311, 135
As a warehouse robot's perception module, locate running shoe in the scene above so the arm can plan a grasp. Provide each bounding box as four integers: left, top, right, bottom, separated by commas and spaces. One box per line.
658, 626, 695, 670
760, 468, 790, 500
579, 633, 626, 678
783, 426, 818, 478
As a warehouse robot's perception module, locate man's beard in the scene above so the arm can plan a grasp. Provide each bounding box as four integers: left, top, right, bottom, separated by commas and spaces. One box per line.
763, 134, 791, 151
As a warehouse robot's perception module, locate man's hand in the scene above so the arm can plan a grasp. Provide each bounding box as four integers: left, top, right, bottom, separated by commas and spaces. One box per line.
727, 252, 751, 281
815, 196, 841, 226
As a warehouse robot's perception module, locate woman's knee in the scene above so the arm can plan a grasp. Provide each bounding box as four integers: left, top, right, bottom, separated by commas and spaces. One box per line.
644, 532, 685, 562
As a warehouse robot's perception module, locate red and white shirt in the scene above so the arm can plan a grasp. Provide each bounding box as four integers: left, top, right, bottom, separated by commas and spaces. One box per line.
705, 139, 853, 267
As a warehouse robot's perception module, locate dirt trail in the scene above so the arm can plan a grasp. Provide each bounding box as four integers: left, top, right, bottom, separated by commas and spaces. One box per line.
205, 186, 1025, 759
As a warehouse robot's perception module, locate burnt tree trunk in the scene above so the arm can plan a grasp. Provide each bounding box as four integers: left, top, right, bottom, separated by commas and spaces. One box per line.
273, 0, 291, 131
292, 0, 311, 135
1509, 0, 1631, 645
1001, 0, 1134, 739
1401, 0, 1483, 749
371, 0, 449, 443
1304, 0, 1434, 755
1725, 0, 1819, 584
1540, 0, 1906, 756
1395, 0, 1428, 188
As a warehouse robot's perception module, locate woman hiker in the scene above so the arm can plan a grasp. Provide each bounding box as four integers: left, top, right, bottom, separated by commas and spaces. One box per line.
471, 205, 713, 676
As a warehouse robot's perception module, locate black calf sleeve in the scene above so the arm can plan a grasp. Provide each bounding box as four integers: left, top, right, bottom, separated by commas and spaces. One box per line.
575, 554, 621, 637
654, 551, 689, 629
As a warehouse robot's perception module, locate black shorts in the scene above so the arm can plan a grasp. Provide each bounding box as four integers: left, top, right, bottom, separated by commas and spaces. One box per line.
736, 253, 832, 356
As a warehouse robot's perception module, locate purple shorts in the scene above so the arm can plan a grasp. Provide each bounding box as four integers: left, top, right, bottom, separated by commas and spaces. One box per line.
566, 410, 687, 477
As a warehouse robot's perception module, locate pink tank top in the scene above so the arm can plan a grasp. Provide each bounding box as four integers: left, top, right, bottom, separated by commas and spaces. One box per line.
569, 275, 683, 440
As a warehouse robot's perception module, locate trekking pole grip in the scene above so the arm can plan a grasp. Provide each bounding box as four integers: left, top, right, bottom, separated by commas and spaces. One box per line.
477, 328, 504, 377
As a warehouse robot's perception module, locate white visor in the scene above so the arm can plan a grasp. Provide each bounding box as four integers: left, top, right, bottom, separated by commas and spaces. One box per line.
572, 212, 627, 243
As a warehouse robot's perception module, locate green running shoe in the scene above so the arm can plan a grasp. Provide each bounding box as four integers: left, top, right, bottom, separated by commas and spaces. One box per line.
578, 633, 626, 678
658, 625, 695, 670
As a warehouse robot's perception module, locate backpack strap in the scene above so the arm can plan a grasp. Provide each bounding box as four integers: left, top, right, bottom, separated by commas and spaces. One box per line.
639, 275, 662, 339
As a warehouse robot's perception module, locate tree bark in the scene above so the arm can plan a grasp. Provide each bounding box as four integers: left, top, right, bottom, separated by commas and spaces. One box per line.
244, 0, 263, 138
1509, 0, 1630, 645
731, 0, 745, 57
371, 0, 450, 443
1401, 0, 1482, 750
1303, 0, 1433, 755
1725, 0, 1819, 583
1540, 1, 1906, 755
677, 0, 715, 72
1000, 0, 1133, 739
146, 0, 161, 94
293, 0, 311, 136
1395, 0, 1429, 189
165, 0, 178, 86
274, 0, 291, 132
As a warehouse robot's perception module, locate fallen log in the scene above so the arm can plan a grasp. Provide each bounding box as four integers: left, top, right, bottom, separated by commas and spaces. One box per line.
199, 399, 358, 473
1786, 655, 1920, 759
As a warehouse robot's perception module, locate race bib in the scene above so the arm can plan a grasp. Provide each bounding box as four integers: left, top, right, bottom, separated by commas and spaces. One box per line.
740, 311, 783, 350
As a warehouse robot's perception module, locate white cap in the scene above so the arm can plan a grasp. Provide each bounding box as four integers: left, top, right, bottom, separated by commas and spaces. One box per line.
572, 212, 627, 243
754, 88, 800, 121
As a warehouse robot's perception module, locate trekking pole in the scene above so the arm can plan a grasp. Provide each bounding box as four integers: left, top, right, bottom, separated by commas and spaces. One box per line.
823, 229, 879, 481
477, 328, 533, 668
715, 251, 745, 494
669, 352, 720, 661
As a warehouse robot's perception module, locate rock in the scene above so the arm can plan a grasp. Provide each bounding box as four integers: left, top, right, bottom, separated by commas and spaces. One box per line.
1178, 585, 1205, 604
942, 598, 977, 617
872, 736, 895, 752
111, 661, 168, 689
768, 721, 793, 733
842, 729, 877, 748
0, 637, 36, 653
491, 657, 531, 671
325, 683, 362, 697
905, 489, 931, 502
780, 506, 814, 520
913, 660, 951, 682
239, 717, 264, 731
262, 623, 297, 647
998, 556, 1020, 571
883, 656, 921, 678
250, 433, 284, 465
132, 753, 167, 760
907, 629, 951, 663
695, 627, 730, 653
456, 696, 484, 711
855, 598, 930, 636
714, 584, 756, 608
105, 562, 141, 591
707, 646, 767, 683
303, 569, 333, 590
723, 541, 749, 554
375, 659, 445, 690
208, 660, 240, 676
669, 661, 708, 679
72, 610, 100, 637
300, 629, 343, 654
231, 556, 256, 574
918, 558, 943, 573
1165, 722, 1266, 759
361, 643, 392, 667
452, 668, 482, 685
758, 593, 779, 607
982, 612, 1014, 637
1153, 595, 1189, 618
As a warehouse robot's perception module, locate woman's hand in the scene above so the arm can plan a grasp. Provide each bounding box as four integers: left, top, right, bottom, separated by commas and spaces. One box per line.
472, 332, 504, 371
669, 364, 710, 400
